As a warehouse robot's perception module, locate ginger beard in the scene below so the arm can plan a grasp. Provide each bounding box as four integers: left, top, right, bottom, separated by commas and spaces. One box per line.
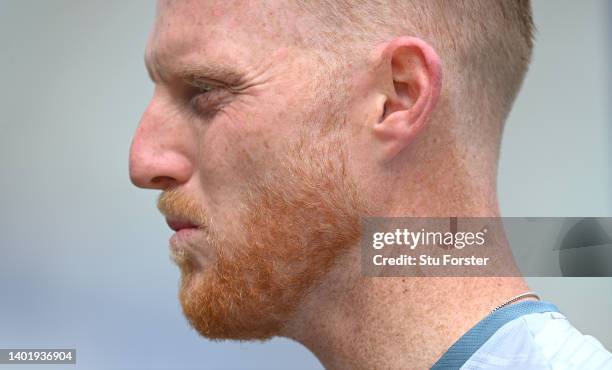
157, 128, 369, 340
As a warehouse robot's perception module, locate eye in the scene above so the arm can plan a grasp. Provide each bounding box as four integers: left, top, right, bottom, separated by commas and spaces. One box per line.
189, 80, 218, 95
186, 80, 223, 117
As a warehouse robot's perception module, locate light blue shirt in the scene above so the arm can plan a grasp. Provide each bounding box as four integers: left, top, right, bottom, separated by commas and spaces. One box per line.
432, 301, 612, 369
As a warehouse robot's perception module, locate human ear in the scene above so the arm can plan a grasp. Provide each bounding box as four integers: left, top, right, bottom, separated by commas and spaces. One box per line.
372, 36, 442, 162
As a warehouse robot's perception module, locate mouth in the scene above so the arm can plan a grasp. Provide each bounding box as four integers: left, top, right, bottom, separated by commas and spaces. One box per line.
165, 217, 200, 232
165, 216, 210, 268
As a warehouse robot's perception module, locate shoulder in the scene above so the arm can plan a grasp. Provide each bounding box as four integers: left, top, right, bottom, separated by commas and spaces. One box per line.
463, 311, 612, 370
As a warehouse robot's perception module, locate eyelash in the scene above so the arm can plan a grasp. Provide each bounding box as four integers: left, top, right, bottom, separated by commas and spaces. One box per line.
193, 81, 216, 94
188, 82, 220, 116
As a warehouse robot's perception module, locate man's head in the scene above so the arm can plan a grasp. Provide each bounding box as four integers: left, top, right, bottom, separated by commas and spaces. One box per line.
129, 0, 533, 340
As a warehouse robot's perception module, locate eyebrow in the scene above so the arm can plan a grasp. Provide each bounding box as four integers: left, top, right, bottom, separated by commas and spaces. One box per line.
145, 53, 246, 88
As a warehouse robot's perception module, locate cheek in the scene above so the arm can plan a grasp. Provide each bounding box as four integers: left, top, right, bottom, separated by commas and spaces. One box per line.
195, 104, 290, 212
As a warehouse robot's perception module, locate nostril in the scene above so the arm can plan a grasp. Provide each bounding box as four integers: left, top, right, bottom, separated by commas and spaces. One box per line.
151, 175, 175, 188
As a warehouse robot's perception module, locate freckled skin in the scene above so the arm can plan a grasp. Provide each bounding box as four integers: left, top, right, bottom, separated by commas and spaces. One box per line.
132, 0, 374, 342
139, 0, 332, 235
130, 1, 533, 369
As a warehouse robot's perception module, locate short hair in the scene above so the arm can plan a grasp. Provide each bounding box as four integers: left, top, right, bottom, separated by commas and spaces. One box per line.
294, 0, 535, 126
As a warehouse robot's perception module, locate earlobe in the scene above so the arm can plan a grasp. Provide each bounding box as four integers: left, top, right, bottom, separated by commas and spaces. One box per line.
373, 36, 442, 162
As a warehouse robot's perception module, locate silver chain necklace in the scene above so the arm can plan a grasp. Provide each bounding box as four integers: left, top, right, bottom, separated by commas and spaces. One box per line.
491, 291, 540, 313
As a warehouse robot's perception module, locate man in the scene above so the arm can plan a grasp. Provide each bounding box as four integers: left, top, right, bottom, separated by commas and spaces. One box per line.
129, 0, 612, 368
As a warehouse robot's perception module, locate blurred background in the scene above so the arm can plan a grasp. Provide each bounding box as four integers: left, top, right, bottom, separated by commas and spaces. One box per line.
0, 0, 610, 369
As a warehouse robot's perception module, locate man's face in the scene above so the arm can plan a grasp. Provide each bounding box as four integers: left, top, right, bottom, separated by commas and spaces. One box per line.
129, 0, 369, 340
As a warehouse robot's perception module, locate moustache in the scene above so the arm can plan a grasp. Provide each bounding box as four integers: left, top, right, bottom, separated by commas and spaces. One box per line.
157, 188, 208, 228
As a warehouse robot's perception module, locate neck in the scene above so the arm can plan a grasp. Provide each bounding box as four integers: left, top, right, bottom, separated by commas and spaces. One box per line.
282, 206, 530, 369
284, 251, 530, 369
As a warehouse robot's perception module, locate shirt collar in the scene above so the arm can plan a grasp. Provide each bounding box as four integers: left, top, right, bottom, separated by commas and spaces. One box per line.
431, 300, 560, 369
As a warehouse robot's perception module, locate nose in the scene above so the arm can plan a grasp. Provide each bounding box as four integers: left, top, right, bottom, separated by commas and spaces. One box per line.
129, 98, 194, 190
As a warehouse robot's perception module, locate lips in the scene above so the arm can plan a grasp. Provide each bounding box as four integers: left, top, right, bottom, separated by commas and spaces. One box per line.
166, 218, 199, 232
